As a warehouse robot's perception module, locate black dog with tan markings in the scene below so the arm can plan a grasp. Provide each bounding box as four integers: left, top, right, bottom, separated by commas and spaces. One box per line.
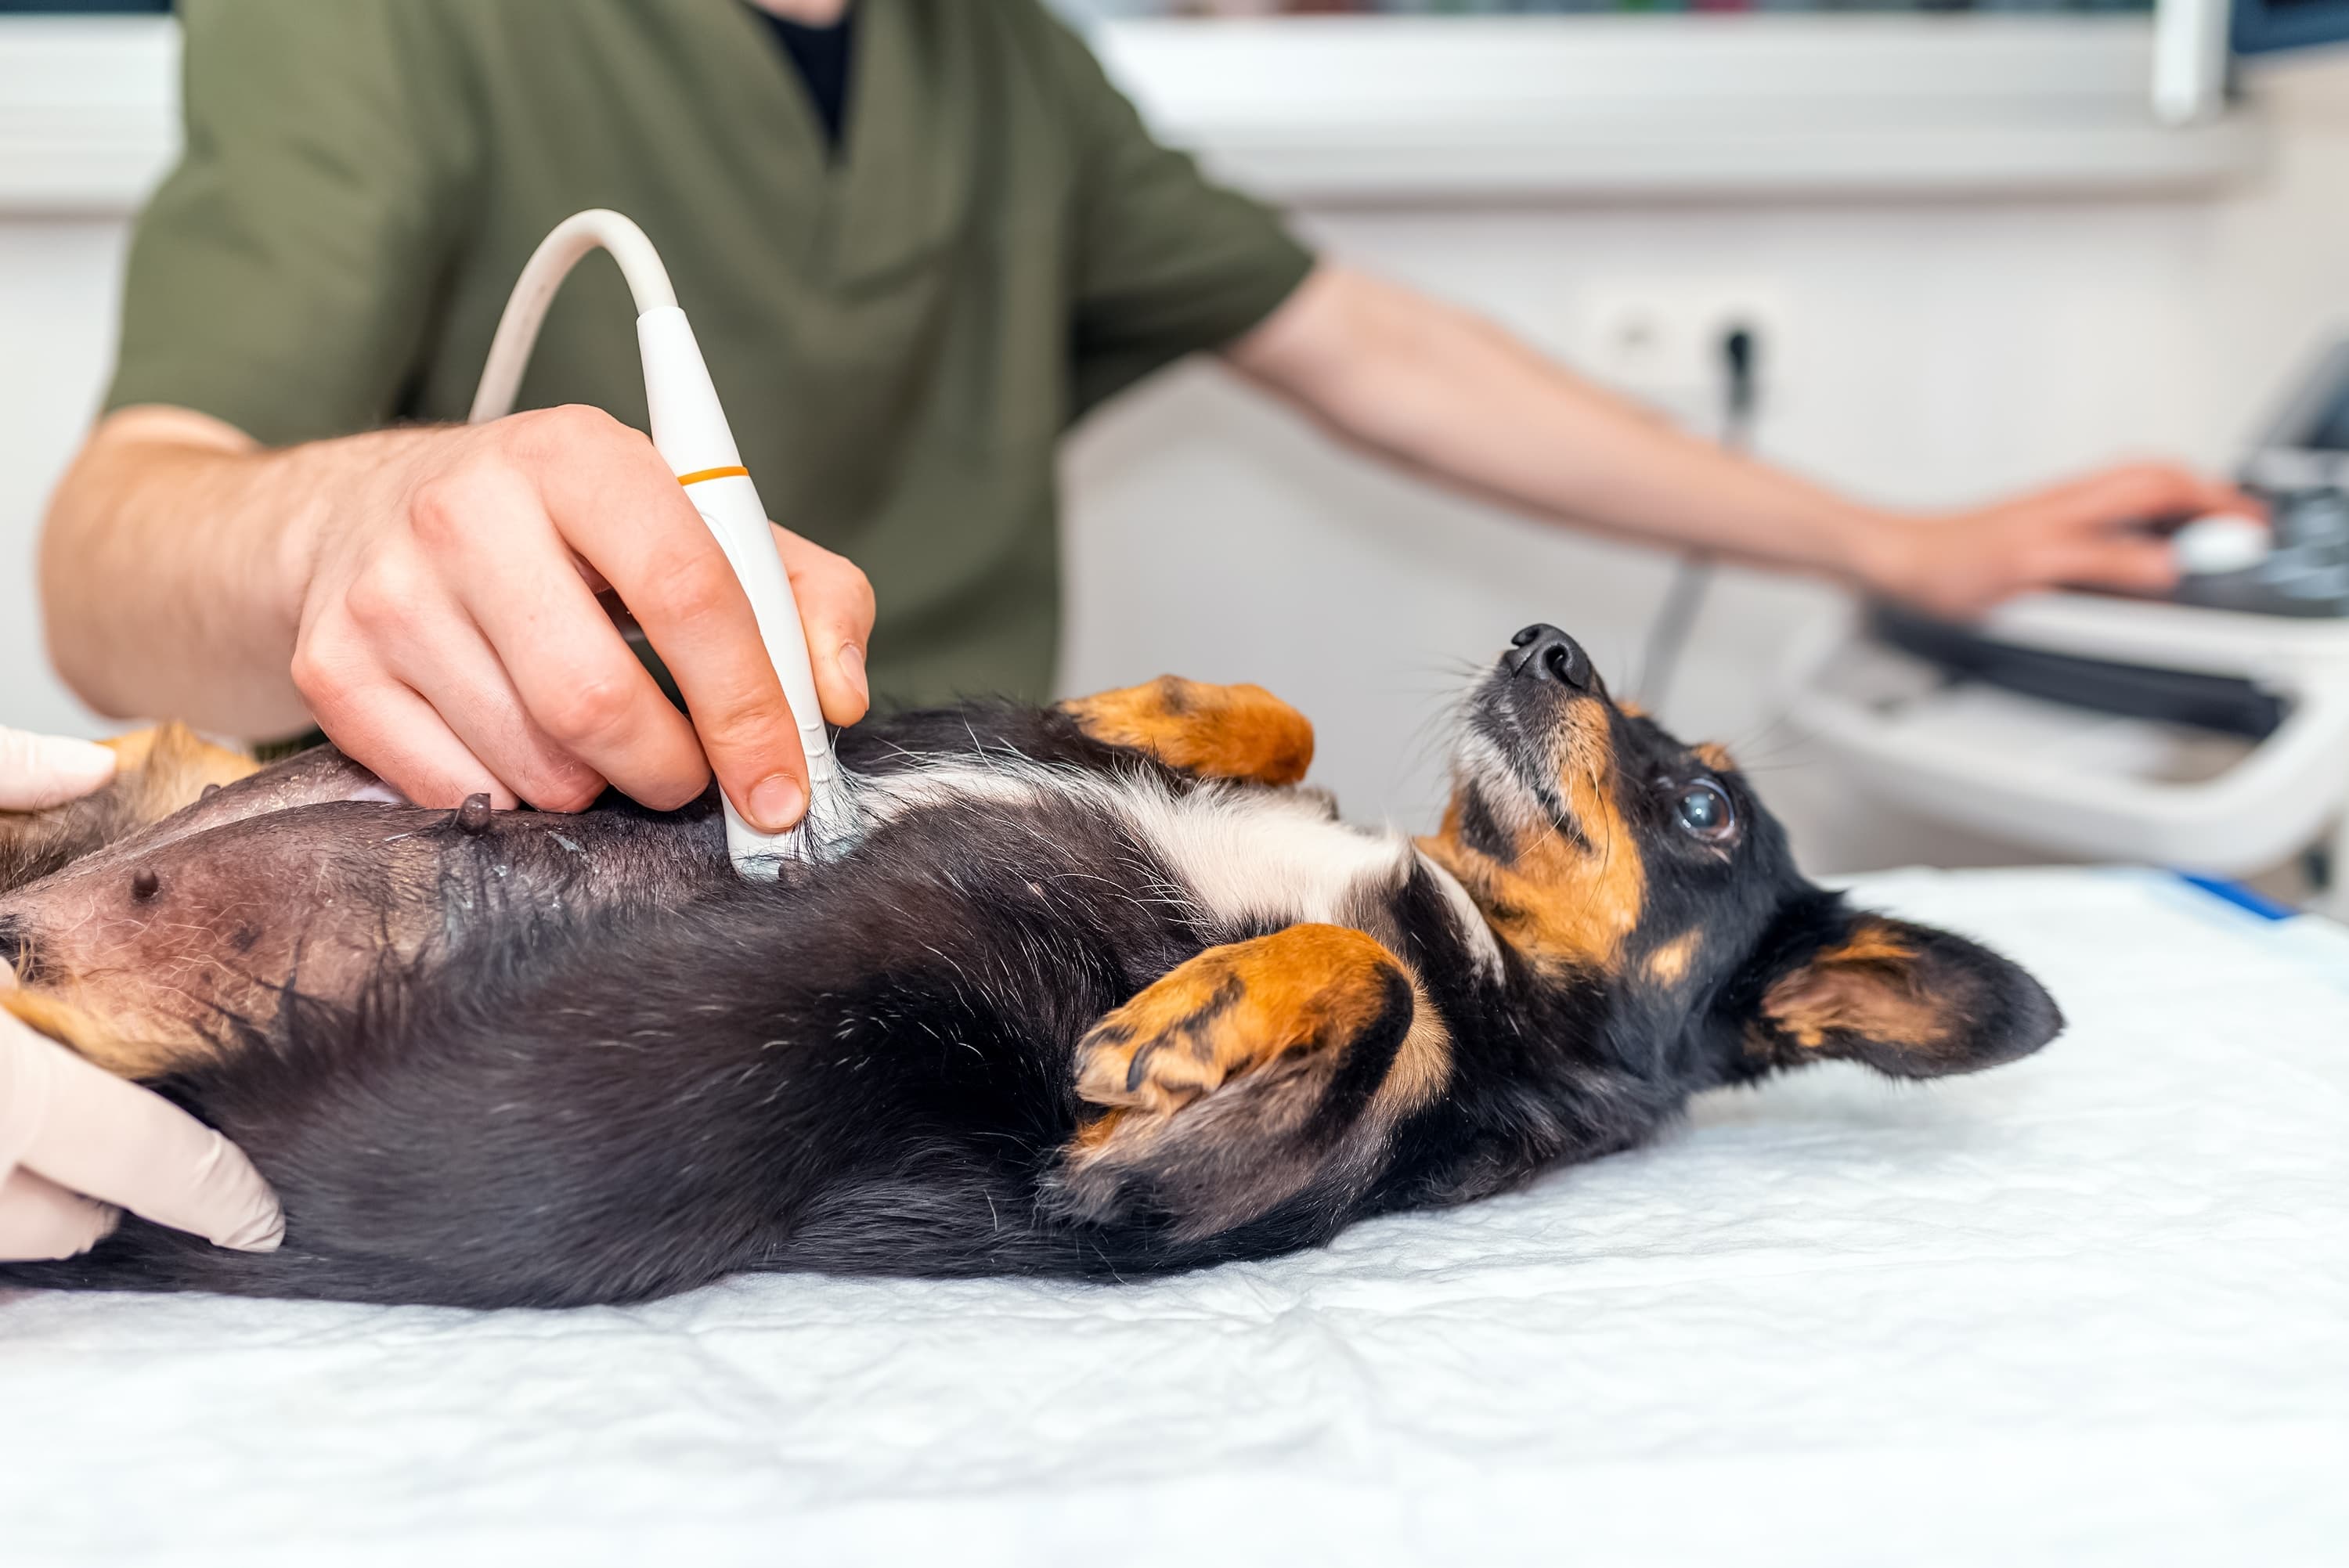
0, 627, 2060, 1307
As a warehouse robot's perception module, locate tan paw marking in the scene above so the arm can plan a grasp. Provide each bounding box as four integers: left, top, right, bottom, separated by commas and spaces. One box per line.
1060, 677, 1315, 787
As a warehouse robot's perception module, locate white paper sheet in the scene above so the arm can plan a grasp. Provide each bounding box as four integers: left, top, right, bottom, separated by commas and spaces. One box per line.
5, 867, 2344, 1567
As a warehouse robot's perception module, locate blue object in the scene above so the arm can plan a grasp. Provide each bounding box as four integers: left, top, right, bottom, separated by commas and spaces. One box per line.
2172, 871, 2300, 921
2235, 0, 2349, 55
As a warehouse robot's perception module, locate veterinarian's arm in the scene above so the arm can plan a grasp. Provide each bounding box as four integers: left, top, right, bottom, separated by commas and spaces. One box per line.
1226, 265, 2250, 618
0, 729, 281, 1262
41, 405, 875, 826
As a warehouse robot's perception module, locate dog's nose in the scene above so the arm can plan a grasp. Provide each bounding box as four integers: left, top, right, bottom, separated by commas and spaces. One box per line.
1505, 624, 1594, 690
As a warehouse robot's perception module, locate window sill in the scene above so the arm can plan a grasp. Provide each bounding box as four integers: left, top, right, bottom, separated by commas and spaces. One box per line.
1087, 15, 2268, 203
0, 14, 2271, 215
0, 16, 175, 214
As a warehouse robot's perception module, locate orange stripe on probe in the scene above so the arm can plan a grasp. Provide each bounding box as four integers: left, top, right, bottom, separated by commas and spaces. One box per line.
676, 465, 750, 487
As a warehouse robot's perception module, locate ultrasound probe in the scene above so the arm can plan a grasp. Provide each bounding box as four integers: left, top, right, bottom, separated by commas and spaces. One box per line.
468, 209, 850, 878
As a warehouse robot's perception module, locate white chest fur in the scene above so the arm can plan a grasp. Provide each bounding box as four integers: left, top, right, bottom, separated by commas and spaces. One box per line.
853, 762, 1401, 925
851, 760, 1500, 971
1104, 780, 1411, 930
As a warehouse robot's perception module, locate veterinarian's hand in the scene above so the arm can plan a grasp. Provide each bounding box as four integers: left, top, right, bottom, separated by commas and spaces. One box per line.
1867, 462, 2259, 619
286, 406, 875, 824
0, 1009, 283, 1260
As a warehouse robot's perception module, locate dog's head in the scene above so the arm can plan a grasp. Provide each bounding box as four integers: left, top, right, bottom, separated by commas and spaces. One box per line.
1420, 625, 2062, 1084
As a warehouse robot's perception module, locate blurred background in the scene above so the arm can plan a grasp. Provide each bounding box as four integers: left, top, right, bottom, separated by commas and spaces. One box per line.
2, 0, 2345, 879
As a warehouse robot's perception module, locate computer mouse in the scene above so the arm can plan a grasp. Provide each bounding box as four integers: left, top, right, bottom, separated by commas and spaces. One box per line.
2170, 513, 2270, 575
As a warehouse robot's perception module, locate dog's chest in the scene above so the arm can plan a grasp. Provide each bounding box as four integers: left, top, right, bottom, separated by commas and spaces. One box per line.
857, 763, 1413, 935
1107, 782, 1413, 931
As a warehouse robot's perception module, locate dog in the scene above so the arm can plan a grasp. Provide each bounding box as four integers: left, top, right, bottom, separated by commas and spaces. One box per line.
0, 625, 2061, 1307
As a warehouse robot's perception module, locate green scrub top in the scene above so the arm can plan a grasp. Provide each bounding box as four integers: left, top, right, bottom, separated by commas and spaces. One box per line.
106, 0, 1315, 710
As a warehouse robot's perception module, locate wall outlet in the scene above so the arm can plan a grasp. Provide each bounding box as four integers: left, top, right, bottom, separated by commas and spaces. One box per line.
1571, 281, 1791, 427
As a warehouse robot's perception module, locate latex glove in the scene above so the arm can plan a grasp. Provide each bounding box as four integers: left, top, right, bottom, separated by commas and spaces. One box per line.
0, 723, 283, 1260
0, 726, 117, 811
0, 1011, 284, 1259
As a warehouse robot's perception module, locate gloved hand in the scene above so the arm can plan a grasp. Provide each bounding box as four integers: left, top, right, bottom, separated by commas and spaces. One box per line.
0, 725, 283, 1260
0, 726, 116, 809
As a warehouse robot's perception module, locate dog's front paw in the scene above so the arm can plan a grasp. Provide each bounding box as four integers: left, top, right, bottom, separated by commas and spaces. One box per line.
1058, 676, 1315, 787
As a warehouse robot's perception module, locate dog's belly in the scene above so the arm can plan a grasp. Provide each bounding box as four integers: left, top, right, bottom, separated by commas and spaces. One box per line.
0, 752, 728, 1076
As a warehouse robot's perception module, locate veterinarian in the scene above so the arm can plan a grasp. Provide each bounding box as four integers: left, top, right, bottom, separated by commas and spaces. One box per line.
44, 0, 2244, 842
0, 729, 283, 1260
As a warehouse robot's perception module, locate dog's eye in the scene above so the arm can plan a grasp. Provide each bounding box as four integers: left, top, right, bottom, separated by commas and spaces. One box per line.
1673, 780, 1734, 842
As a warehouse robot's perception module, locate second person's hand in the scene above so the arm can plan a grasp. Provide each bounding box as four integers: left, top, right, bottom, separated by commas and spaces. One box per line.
1864, 461, 2261, 620
285, 405, 875, 826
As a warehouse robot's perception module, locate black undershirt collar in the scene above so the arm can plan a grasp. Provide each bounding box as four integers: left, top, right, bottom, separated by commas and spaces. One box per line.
751, 5, 856, 156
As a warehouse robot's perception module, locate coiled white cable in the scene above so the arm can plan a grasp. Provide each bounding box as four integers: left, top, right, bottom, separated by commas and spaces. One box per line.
469, 210, 852, 878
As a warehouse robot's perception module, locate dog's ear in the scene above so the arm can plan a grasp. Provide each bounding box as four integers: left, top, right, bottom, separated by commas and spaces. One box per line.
1740, 904, 2062, 1080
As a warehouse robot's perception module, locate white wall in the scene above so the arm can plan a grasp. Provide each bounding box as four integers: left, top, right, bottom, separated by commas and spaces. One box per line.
3, 35, 2346, 876
0, 214, 124, 740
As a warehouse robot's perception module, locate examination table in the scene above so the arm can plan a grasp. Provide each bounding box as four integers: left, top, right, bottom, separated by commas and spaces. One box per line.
5, 867, 2343, 1566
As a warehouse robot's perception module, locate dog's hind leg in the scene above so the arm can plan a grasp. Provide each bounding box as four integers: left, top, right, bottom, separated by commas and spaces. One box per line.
1052, 924, 1452, 1240
2, 724, 261, 1077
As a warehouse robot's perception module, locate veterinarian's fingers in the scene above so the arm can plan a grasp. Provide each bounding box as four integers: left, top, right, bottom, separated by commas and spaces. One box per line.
523, 413, 807, 831
2044, 532, 2183, 597
453, 524, 713, 814
0, 727, 117, 812
6, 1024, 283, 1252
296, 646, 520, 812
0, 1167, 117, 1261
383, 442, 699, 813
770, 524, 875, 726
367, 554, 622, 813
2041, 461, 2258, 526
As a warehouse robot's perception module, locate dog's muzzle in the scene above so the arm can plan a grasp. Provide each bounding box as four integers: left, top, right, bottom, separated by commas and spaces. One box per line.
1503, 624, 1596, 693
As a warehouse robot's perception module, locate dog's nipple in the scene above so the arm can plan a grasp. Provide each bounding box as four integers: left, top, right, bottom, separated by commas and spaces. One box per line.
455, 794, 495, 836
129, 868, 162, 902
